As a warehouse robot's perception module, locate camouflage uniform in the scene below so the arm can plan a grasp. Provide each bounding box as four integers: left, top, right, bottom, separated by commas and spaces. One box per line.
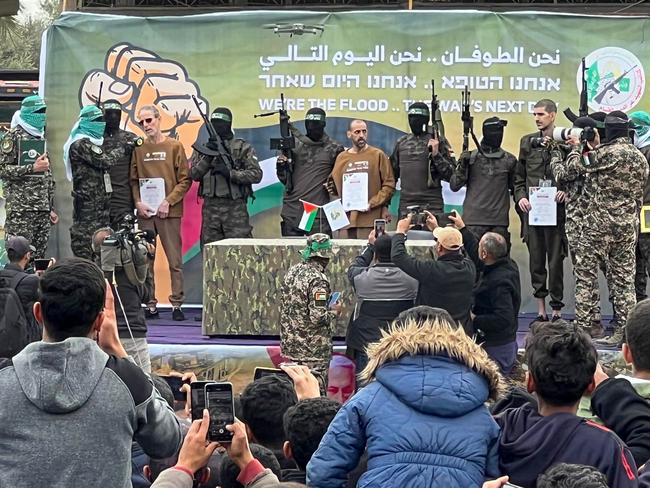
555, 138, 648, 334
190, 138, 262, 246
278, 125, 344, 236
280, 234, 336, 387
634, 144, 650, 301
70, 138, 112, 260
0, 127, 55, 257
550, 144, 602, 324
102, 129, 142, 228
390, 133, 455, 216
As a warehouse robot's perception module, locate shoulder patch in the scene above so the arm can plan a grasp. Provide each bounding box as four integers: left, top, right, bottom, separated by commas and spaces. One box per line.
91, 145, 103, 155
135, 137, 143, 146
1, 137, 13, 154
313, 290, 328, 307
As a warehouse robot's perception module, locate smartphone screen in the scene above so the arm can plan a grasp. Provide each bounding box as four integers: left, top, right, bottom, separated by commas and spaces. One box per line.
374, 219, 386, 236
253, 367, 290, 382
160, 375, 189, 402
328, 291, 341, 309
190, 381, 214, 421
205, 382, 235, 442
34, 259, 51, 271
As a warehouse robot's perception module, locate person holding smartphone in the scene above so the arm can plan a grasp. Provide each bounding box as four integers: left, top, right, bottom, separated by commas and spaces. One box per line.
0, 236, 43, 352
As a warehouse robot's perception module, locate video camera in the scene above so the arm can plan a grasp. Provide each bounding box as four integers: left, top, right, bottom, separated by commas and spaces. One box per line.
100, 214, 155, 285
530, 126, 597, 148
406, 205, 428, 229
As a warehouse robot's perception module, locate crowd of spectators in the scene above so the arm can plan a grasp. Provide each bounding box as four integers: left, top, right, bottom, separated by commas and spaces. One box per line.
3, 249, 650, 487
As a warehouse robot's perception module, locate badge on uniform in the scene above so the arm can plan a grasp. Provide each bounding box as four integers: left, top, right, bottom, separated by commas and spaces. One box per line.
1, 137, 13, 154
91, 145, 103, 155
313, 291, 328, 307
104, 172, 113, 193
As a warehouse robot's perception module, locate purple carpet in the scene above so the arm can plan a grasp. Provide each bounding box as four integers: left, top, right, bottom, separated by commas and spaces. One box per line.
147, 309, 615, 348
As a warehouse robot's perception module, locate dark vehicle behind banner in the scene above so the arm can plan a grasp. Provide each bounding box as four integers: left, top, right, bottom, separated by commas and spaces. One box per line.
0, 70, 39, 130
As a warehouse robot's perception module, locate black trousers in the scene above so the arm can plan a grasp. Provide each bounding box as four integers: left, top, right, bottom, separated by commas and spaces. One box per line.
527, 224, 566, 310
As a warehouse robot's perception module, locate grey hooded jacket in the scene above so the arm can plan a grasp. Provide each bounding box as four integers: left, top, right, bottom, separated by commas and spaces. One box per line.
0, 337, 182, 488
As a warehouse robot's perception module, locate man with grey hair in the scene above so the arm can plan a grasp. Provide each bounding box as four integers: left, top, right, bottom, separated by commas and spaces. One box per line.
448, 212, 521, 374
130, 104, 190, 321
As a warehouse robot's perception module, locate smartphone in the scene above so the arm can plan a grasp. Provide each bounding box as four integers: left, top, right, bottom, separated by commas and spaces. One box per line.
34, 259, 51, 271
374, 218, 386, 237
205, 382, 235, 443
190, 381, 215, 421
504, 484, 524, 488
435, 212, 454, 226
253, 367, 290, 382
160, 375, 190, 402
328, 291, 341, 309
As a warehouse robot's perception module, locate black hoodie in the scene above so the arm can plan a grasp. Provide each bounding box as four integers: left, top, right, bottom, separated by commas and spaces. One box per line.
495, 403, 637, 488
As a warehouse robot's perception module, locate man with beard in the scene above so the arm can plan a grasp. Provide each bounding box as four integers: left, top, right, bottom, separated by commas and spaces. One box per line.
329, 120, 395, 238
189, 107, 262, 245
100, 99, 143, 229
277, 108, 344, 236
390, 102, 455, 217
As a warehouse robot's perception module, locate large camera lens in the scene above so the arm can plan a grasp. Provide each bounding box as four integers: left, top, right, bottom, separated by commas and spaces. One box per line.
553, 127, 583, 142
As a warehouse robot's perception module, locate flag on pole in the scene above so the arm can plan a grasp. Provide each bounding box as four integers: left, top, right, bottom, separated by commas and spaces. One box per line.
299, 200, 320, 232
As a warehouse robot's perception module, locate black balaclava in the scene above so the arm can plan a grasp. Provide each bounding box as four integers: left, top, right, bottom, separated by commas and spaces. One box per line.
305, 108, 326, 141
102, 99, 122, 135
605, 111, 630, 142
211, 107, 233, 140
590, 111, 607, 140
407, 102, 429, 136
481, 117, 507, 150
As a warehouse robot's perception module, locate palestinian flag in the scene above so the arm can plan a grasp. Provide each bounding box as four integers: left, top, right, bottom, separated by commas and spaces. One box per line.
299, 200, 320, 232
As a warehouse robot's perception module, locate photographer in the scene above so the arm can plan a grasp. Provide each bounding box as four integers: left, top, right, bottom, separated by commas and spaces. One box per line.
391, 210, 476, 333
514, 99, 567, 322
575, 113, 647, 346
346, 231, 418, 372
550, 116, 603, 337
91, 218, 155, 372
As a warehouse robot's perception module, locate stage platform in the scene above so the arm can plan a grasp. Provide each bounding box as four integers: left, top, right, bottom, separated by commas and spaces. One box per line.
146, 308, 625, 395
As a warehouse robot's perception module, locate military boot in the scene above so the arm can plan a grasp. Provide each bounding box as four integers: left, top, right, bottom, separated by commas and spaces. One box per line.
586, 320, 605, 339
595, 327, 625, 348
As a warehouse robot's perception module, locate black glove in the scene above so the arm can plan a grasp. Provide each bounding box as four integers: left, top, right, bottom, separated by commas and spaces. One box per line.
206, 138, 221, 151
214, 161, 231, 179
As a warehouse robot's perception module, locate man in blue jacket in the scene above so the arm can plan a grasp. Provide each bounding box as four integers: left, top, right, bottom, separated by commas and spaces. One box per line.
0, 258, 182, 488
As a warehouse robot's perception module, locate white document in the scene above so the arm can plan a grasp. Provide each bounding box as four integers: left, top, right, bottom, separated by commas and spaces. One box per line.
341, 172, 369, 212
529, 186, 557, 226
323, 199, 350, 232
139, 178, 166, 213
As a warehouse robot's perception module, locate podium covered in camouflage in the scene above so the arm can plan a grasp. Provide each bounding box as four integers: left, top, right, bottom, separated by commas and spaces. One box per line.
202, 238, 435, 336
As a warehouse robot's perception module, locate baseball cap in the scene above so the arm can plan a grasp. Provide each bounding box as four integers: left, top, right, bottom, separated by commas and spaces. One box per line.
432, 227, 463, 251
6, 236, 36, 257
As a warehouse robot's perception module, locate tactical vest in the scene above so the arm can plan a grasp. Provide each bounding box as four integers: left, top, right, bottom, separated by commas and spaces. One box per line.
200, 138, 253, 201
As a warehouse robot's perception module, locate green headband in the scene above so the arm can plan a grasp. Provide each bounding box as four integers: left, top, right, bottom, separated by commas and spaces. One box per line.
211, 112, 232, 123
103, 102, 122, 111
300, 239, 332, 260
306, 113, 325, 121
408, 108, 429, 117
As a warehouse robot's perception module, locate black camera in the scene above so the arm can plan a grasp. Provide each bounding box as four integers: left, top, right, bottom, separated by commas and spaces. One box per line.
406, 205, 428, 229
100, 214, 154, 285
530, 137, 546, 149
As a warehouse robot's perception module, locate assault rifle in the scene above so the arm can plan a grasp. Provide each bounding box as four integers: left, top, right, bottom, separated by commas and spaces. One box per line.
430, 79, 445, 140
564, 57, 588, 123
461, 86, 484, 155
255, 93, 296, 192
191, 95, 234, 197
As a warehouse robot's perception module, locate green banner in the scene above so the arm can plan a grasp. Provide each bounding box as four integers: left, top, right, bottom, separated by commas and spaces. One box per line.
39, 10, 649, 308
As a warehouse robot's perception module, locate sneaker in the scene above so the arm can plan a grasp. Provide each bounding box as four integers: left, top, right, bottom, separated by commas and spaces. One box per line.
587, 321, 605, 339
595, 328, 624, 347
145, 307, 159, 319
172, 307, 185, 321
